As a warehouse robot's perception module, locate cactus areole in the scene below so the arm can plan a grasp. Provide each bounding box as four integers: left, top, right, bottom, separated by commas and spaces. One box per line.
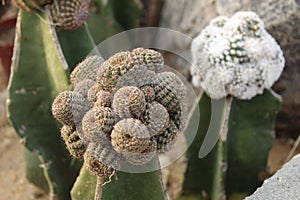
191, 11, 285, 100
52, 48, 187, 177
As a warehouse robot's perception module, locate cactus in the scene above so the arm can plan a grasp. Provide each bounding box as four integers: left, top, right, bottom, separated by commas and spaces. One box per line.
111, 118, 151, 154
183, 11, 284, 199
50, 0, 90, 30
7, 10, 80, 199
112, 86, 146, 119
7, 0, 142, 199
51, 48, 187, 199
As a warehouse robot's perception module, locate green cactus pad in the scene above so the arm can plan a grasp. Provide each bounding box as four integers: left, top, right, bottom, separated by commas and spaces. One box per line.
7, 10, 81, 199
183, 90, 281, 198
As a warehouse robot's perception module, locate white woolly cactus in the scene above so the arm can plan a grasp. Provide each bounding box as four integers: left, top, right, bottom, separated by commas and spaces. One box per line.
191, 11, 285, 99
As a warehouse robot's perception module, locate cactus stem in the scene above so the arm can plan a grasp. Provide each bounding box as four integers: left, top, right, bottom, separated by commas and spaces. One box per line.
95, 177, 103, 200
220, 96, 233, 142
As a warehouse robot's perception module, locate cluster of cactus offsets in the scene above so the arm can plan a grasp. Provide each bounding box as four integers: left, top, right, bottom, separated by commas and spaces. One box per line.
12, 0, 89, 31
52, 48, 187, 178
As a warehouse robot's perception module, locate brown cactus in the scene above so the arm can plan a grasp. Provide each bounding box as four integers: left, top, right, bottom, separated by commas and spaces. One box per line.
61, 125, 86, 158
50, 0, 90, 31
94, 90, 112, 108
70, 55, 104, 86
111, 118, 151, 154
131, 47, 164, 72
82, 107, 115, 141
126, 138, 157, 165
142, 102, 169, 136
97, 51, 139, 92
151, 72, 186, 112
87, 84, 102, 103
84, 142, 124, 178
112, 86, 146, 119
155, 120, 179, 153
140, 85, 156, 102
73, 79, 95, 98
51, 91, 90, 126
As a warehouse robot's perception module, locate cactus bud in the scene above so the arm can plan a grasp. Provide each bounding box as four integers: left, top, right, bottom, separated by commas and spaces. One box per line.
82, 107, 115, 141
50, 0, 90, 31
131, 48, 164, 72
169, 102, 186, 130
111, 118, 151, 154
151, 72, 186, 112
84, 142, 124, 178
73, 79, 95, 98
142, 102, 169, 136
140, 85, 156, 102
61, 125, 86, 158
97, 52, 139, 92
52, 91, 90, 126
112, 86, 146, 119
155, 120, 178, 153
94, 90, 112, 108
70, 55, 104, 87
87, 83, 101, 103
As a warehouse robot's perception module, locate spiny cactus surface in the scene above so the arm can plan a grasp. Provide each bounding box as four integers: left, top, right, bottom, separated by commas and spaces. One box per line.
52, 48, 187, 178
191, 11, 285, 99
50, 0, 90, 30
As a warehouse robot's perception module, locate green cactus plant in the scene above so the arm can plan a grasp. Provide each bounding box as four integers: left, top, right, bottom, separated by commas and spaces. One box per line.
183, 11, 284, 199
7, 10, 79, 199
8, 0, 142, 199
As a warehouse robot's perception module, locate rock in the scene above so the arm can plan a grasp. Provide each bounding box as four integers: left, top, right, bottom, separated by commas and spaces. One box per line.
160, 0, 218, 48
245, 154, 300, 200
159, 0, 218, 79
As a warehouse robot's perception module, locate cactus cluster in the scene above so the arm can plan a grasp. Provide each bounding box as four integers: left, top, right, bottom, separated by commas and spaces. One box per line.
52, 48, 186, 178
12, 0, 89, 30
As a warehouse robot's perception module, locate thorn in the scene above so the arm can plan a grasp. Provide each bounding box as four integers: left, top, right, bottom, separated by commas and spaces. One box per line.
15, 88, 27, 94
39, 160, 52, 170
18, 125, 26, 134
20, 137, 26, 145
